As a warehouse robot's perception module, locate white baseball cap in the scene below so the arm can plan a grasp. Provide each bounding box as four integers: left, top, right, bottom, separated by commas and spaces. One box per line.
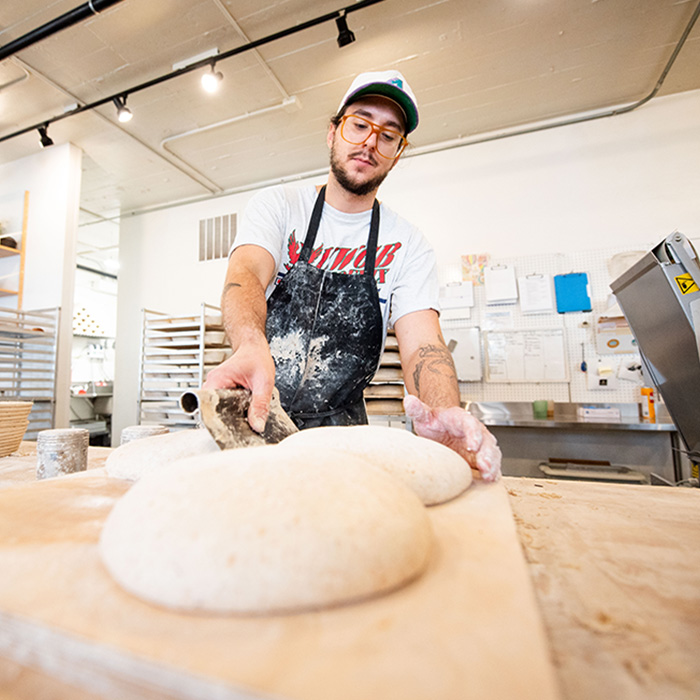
337, 70, 419, 134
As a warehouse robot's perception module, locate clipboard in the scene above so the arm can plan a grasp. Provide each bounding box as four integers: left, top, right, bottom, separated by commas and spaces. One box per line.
439, 281, 474, 321
517, 273, 555, 314
484, 264, 518, 305
554, 272, 592, 313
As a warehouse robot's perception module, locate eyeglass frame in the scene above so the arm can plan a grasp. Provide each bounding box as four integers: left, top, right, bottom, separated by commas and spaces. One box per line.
337, 114, 408, 160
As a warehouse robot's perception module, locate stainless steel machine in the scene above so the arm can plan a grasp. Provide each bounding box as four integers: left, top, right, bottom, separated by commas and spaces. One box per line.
611, 231, 700, 471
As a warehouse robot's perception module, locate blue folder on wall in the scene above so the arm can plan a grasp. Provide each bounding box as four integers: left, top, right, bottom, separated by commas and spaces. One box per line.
554, 272, 592, 313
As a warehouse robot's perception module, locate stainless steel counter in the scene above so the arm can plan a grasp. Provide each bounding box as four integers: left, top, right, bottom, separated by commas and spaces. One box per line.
468, 402, 677, 431
475, 416, 677, 432
467, 402, 686, 483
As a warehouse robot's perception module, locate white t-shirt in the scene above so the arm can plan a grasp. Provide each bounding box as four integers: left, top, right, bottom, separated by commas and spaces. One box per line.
232, 184, 439, 333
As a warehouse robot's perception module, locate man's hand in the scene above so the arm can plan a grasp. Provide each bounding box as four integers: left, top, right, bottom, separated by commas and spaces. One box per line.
206, 244, 277, 433
403, 394, 502, 482
203, 340, 276, 434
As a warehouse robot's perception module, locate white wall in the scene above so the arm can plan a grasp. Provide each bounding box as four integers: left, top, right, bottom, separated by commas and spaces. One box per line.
74, 267, 118, 338
381, 89, 700, 269
72, 265, 118, 389
113, 89, 700, 438
0, 143, 83, 427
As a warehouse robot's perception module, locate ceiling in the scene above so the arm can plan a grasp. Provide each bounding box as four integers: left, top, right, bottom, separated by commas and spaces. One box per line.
1, 0, 700, 269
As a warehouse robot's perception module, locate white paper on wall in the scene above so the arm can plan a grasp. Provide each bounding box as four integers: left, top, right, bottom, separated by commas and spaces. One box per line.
517, 273, 555, 314
439, 281, 474, 321
441, 307, 472, 321
484, 329, 568, 383
483, 308, 514, 330
484, 265, 518, 305
439, 281, 474, 307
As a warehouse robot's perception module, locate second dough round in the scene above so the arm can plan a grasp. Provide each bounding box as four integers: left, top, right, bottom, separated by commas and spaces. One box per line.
282, 425, 472, 505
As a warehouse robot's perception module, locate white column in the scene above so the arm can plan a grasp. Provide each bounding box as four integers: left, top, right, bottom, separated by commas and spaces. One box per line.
0, 143, 83, 428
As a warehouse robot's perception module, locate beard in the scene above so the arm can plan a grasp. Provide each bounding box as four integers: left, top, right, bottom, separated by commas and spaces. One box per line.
329, 144, 390, 197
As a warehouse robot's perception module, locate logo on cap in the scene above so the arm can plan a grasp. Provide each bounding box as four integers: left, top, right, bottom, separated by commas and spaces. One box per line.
388, 78, 403, 89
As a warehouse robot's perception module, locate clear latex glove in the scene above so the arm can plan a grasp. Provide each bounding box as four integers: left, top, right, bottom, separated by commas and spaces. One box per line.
403, 394, 502, 482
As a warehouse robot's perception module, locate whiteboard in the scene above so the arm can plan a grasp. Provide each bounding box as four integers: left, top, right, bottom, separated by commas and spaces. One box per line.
441, 326, 482, 381
484, 329, 568, 383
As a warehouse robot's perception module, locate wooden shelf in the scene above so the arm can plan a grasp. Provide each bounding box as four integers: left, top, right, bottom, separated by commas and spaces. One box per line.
0, 192, 28, 307
0, 245, 20, 258
365, 330, 405, 417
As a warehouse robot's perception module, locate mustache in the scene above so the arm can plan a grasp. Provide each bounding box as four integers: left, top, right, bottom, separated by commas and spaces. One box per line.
349, 149, 378, 166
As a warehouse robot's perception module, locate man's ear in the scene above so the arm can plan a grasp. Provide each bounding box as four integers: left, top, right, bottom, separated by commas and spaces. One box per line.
326, 124, 336, 149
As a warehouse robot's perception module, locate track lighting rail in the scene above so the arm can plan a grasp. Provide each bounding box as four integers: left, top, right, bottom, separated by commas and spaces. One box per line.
0, 0, 385, 146
0, 0, 126, 62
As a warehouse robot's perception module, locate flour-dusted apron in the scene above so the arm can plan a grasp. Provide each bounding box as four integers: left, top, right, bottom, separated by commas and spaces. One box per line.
265, 186, 384, 429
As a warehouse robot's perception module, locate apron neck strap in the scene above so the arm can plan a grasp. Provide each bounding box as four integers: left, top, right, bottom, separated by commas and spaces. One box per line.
301, 185, 381, 277
299, 186, 326, 263
364, 199, 380, 277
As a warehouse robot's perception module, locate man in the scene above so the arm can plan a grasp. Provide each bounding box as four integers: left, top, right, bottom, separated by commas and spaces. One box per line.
204, 70, 501, 481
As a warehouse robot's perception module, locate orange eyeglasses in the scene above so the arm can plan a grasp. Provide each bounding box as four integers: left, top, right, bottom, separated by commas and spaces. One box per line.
338, 114, 408, 160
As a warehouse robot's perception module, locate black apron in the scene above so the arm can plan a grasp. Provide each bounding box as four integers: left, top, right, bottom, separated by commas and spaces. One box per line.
265, 186, 384, 429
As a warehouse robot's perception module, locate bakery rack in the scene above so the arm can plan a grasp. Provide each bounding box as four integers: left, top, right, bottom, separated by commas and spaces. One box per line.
0, 306, 60, 438
138, 303, 231, 428
364, 329, 406, 422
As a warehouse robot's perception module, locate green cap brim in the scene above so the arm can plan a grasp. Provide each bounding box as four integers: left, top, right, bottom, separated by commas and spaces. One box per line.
347, 84, 419, 134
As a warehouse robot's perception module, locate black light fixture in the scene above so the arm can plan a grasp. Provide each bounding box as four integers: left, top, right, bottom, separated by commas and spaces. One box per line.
0, 0, 388, 148
201, 63, 224, 94
336, 11, 355, 47
38, 124, 54, 148
112, 95, 133, 123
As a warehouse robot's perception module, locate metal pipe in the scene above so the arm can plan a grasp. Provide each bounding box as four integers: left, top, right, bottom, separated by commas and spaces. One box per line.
76, 264, 117, 280
0, 0, 126, 62
161, 96, 300, 147
157, 97, 301, 194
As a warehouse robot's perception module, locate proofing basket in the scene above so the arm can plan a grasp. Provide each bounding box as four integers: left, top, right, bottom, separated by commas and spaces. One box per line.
0, 401, 33, 458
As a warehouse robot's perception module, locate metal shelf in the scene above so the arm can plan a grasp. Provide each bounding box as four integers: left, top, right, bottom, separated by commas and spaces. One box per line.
0, 306, 59, 438
138, 304, 228, 427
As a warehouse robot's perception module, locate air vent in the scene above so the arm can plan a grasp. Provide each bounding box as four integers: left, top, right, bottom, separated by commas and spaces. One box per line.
199, 214, 237, 262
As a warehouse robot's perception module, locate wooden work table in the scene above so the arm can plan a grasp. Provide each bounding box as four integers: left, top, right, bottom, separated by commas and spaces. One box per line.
505, 477, 700, 700
0, 444, 699, 700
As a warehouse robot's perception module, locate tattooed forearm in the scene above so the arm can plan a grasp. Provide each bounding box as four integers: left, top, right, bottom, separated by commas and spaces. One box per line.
411, 343, 457, 398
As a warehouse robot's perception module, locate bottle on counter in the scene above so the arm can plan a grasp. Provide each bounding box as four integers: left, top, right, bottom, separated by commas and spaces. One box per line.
640, 387, 656, 423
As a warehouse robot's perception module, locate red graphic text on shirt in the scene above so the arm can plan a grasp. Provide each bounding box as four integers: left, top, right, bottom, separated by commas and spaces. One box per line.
284, 230, 400, 284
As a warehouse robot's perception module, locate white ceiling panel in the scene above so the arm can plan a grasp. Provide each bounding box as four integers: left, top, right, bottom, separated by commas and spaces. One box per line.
0, 0, 697, 228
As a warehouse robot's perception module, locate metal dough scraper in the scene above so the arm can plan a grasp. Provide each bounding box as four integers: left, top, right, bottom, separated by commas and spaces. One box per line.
179, 387, 298, 450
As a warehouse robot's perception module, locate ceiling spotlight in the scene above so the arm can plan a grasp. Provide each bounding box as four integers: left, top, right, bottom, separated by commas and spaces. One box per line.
201, 64, 224, 93
38, 125, 54, 148
112, 95, 133, 123
335, 11, 355, 48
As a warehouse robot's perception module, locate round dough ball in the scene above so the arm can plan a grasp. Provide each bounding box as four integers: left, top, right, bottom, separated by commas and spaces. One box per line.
282, 425, 472, 505
105, 428, 219, 481
99, 443, 432, 614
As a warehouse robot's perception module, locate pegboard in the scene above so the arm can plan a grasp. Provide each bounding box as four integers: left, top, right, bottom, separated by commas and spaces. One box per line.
437, 241, 668, 405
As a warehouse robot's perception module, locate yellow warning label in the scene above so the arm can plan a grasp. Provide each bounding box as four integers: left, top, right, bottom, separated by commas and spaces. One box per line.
693, 463, 699, 480
675, 273, 699, 295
